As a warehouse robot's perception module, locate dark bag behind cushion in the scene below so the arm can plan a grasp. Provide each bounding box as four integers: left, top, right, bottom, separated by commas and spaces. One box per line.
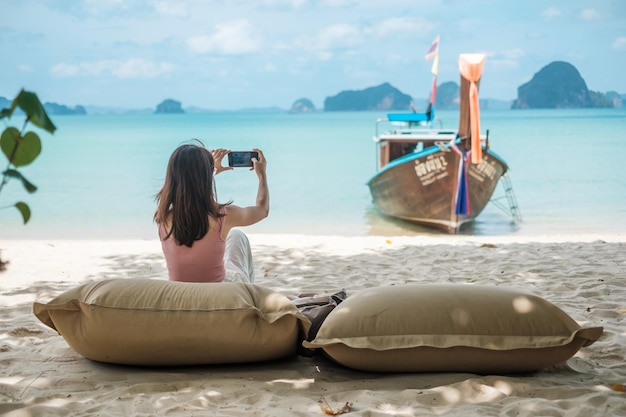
293, 289, 347, 356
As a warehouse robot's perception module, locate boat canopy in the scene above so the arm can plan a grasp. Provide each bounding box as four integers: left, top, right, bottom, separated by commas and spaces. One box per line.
387, 103, 434, 124
387, 113, 430, 123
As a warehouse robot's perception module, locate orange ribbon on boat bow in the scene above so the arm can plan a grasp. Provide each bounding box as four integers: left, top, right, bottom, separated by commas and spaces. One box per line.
459, 54, 486, 164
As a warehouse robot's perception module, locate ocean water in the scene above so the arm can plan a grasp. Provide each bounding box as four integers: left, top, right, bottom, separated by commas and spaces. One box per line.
1, 108, 625, 239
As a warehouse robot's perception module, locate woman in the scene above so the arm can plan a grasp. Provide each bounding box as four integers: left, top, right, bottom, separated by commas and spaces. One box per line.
154, 141, 269, 283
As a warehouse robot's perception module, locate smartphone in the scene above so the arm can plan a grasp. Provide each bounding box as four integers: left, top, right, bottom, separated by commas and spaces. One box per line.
228, 151, 258, 168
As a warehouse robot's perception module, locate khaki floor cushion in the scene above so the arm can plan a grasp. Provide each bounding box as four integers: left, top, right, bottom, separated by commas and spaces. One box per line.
304, 284, 602, 374
34, 278, 310, 366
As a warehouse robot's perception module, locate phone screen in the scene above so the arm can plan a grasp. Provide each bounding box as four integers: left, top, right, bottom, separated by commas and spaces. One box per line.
228, 151, 258, 167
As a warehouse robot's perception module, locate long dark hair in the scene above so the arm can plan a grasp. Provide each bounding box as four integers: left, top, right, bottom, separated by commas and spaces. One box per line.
154, 140, 228, 247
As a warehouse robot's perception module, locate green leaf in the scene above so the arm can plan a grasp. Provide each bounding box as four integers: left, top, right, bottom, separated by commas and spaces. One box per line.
14, 202, 31, 224
1, 128, 42, 167
1, 127, 20, 162
0, 107, 13, 120
13, 89, 56, 134
3, 169, 37, 193
0, 92, 18, 120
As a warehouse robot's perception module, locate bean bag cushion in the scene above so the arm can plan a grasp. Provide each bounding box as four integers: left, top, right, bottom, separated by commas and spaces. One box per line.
303, 284, 603, 374
33, 278, 310, 366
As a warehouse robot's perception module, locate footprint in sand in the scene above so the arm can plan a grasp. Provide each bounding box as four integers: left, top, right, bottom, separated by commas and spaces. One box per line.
8, 327, 44, 337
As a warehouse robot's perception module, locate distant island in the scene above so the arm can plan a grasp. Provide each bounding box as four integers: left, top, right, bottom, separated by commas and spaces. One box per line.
324, 83, 412, 111
155, 99, 184, 114
319, 61, 622, 111
512, 61, 614, 109
46, 102, 86, 115
1, 60, 623, 114
290, 98, 316, 113
0, 96, 86, 115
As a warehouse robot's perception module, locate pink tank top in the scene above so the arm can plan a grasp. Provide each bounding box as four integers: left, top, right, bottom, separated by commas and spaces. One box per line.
159, 212, 226, 283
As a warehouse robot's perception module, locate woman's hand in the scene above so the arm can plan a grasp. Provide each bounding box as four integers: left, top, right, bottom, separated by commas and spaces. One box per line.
251, 148, 267, 176
211, 148, 232, 175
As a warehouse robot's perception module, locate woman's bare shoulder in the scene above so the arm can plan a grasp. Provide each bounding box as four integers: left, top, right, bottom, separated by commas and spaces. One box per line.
223, 204, 242, 214
223, 204, 243, 223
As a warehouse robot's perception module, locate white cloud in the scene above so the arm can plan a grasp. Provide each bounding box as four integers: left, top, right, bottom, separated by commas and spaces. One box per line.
484, 48, 524, 70
316, 24, 362, 50
579, 8, 601, 21
50, 59, 176, 78
612, 36, 626, 50
83, 0, 126, 14
17, 64, 33, 73
261, 0, 307, 9
80, 61, 116, 76
187, 20, 262, 55
152, 1, 188, 17
112, 59, 176, 78
500, 48, 524, 60
489, 58, 520, 70
50, 63, 81, 77
541, 6, 561, 21
316, 51, 333, 61
217, 69, 231, 78
375, 17, 435, 37
187, 36, 214, 54
85, 0, 125, 5
321, 0, 356, 6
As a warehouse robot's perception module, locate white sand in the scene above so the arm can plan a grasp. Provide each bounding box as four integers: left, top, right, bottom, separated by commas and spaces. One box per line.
1, 234, 625, 416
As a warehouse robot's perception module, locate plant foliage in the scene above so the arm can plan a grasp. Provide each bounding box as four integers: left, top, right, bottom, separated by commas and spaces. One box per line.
0, 88, 56, 224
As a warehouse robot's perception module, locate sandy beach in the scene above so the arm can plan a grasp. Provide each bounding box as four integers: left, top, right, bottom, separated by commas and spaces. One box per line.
1, 234, 625, 416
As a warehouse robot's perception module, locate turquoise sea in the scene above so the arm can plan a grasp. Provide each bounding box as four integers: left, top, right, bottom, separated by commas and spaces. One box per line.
1, 108, 625, 239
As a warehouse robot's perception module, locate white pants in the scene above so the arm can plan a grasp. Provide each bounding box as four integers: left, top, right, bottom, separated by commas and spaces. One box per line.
223, 229, 254, 283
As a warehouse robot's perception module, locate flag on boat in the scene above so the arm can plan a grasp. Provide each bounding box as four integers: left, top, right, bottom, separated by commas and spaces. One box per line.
430, 54, 439, 76
425, 35, 439, 104
428, 70, 438, 104
424, 35, 439, 60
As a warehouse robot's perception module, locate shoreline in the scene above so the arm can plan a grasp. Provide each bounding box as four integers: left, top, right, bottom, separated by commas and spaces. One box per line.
3, 230, 626, 242
2, 233, 626, 289
1, 235, 625, 416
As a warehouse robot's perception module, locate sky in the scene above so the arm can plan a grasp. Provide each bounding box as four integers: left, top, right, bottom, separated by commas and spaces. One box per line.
1, 0, 625, 110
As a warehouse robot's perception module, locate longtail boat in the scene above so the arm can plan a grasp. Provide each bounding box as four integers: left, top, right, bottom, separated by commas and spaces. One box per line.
367, 39, 520, 233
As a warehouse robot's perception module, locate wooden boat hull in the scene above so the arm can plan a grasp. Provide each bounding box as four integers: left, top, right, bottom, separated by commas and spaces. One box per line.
367, 146, 508, 233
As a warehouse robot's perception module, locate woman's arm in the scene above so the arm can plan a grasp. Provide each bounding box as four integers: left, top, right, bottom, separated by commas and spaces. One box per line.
224, 148, 269, 228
